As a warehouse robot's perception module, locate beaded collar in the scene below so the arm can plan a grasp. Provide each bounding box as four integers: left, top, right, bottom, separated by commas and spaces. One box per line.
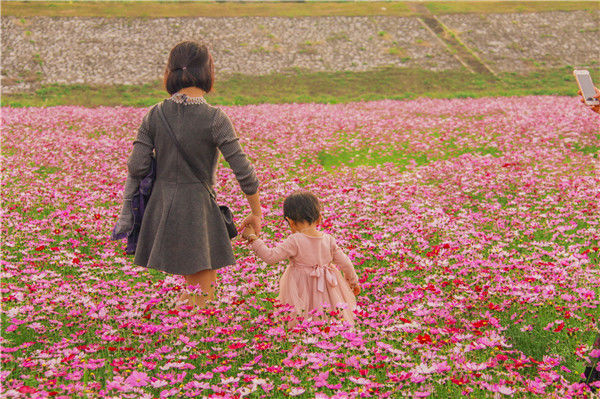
168, 92, 208, 105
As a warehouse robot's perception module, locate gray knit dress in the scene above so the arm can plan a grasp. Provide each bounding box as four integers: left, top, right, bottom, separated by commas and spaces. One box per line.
115, 93, 259, 275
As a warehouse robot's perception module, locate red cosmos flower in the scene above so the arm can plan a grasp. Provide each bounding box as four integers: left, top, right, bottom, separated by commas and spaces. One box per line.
416, 334, 432, 344
553, 322, 565, 333
18, 386, 36, 394
472, 319, 489, 328
567, 327, 579, 335
451, 376, 469, 385
228, 342, 247, 350
255, 342, 272, 350
199, 308, 219, 316
35, 245, 45, 251
61, 354, 75, 363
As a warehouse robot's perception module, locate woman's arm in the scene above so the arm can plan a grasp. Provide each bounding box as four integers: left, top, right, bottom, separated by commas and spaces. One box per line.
242, 192, 262, 233
126, 110, 155, 179
111, 176, 140, 239
112, 109, 155, 238
212, 108, 262, 231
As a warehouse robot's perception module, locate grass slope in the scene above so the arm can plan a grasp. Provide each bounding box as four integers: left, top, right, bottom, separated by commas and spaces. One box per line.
3, 67, 598, 108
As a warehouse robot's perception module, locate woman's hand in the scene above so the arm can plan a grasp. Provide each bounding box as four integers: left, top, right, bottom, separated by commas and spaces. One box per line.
242, 192, 262, 233
578, 87, 600, 114
240, 213, 262, 234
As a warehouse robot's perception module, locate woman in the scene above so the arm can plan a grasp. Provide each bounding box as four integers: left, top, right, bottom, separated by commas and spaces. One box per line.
114, 41, 261, 307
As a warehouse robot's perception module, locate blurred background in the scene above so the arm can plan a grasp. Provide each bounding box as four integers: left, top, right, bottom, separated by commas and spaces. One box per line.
2, 0, 599, 106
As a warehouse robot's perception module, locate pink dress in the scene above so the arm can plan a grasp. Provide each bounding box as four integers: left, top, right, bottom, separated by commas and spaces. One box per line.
251, 232, 359, 325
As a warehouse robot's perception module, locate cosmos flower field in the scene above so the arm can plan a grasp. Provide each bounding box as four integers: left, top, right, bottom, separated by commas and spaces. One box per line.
1, 96, 599, 398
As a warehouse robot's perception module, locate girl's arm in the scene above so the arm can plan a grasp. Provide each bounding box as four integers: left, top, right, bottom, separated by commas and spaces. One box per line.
250, 236, 298, 265
331, 237, 360, 288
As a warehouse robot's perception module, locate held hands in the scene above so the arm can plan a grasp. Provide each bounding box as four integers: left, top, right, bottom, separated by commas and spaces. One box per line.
578, 87, 600, 114
240, 213, 262, 235
241, 225, 258, 243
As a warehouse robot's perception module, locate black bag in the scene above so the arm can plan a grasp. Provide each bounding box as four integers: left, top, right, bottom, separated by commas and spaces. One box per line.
111, 153, 156, 255
157, 104, 238, 239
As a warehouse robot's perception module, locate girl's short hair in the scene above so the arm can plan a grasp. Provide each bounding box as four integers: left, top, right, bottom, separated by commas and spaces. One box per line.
283, 191, 322, 224
164, 41, 215, 95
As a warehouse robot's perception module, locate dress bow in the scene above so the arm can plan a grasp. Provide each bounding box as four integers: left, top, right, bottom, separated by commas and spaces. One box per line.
310, 264, 338, 293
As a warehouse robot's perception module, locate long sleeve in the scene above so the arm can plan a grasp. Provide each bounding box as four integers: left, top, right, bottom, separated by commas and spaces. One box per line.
112, 109, 154, 239
127, 109, 155, 179
211, 108, 260, 195
250, 236, 298, 265
330, 237, 359, 287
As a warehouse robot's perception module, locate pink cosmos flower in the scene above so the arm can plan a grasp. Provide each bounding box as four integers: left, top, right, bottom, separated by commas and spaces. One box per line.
289, 387, 306, 396
125, 371, 150, 387
213, 365, 231, 373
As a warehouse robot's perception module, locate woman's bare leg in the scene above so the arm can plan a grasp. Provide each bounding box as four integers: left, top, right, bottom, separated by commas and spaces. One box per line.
180, 269, 217, 308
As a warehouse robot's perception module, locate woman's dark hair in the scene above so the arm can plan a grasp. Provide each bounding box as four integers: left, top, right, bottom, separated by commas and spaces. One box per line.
164, 41, 215, 95
283, 191, 322, 224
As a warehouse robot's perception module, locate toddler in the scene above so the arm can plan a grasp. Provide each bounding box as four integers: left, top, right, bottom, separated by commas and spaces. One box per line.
242, 191, 360, 326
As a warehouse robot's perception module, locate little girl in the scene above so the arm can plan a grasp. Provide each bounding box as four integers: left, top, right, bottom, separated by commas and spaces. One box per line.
242, 191, 360, 326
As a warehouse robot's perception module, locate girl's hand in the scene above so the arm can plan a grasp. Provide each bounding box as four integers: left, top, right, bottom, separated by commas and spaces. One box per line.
242, 225, 255, 240
240, 213, 262, 234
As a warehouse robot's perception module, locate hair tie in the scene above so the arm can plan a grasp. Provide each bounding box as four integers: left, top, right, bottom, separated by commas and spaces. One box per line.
182, 66, 187, 71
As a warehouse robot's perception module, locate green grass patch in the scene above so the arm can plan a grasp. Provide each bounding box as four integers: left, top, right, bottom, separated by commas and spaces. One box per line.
425, 1, 597, 15
308, 143, 502, 169
31, 164, 61, 177
498, 303, 594, 383
3, 1, 595, 18
1, 1, 414, 18
4, 67, 599, 108
572, 143, 600, 157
